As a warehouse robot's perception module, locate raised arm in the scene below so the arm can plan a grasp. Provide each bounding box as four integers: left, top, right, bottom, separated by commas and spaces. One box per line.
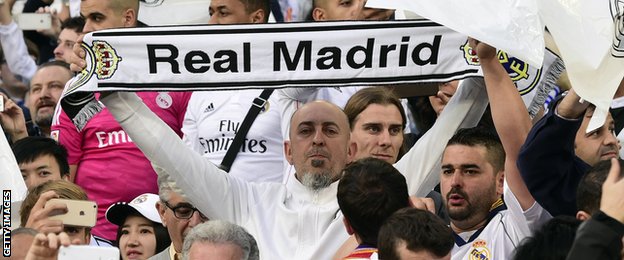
0, 0, 37, 80
394, 77, 489, 197
99, 92, 250, 223
471, 39, 535, 210
518, 89, 591, 216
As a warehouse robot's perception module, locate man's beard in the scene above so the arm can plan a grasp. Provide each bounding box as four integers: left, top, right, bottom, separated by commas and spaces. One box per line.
35, 112, 53, 128
446, 184, 496, 222
300, 169, 333, 192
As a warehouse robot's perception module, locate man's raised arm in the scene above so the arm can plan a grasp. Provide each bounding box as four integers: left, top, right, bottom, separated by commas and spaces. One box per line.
99, 92, 250, 222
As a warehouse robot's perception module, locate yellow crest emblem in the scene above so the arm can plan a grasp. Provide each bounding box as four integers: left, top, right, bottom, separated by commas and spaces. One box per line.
469, 239, 491, 260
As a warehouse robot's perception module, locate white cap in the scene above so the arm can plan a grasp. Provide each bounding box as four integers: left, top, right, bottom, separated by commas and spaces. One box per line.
105, 193, 162, 226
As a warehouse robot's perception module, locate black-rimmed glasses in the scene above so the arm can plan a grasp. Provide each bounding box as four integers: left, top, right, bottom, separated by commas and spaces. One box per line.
162, 200, 208, 220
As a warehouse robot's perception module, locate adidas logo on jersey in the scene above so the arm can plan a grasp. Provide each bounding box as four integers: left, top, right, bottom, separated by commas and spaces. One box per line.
204, 103, 215, 113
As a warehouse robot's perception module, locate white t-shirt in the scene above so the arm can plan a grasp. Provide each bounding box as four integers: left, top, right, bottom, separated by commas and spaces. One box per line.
182, 90, 284, 183
451, 185, 550, 259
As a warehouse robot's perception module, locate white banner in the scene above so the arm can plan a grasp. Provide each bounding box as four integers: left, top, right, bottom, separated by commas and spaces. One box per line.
540, 0, 624, 131
64, 20, 482, 95
365, 0, 545, 68
0, 124, 27, 203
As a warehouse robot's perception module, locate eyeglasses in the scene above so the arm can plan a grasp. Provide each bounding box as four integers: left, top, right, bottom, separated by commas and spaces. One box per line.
162, 200, 208, 220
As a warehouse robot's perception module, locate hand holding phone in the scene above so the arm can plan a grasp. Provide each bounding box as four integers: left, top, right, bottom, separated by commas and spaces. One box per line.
46, 198, 97, 227
15, 13, 52, 30
24, 191, 66, 234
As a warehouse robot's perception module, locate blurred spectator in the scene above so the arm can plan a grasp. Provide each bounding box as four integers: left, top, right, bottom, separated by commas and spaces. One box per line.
311, 0, 364, 21
182, 220, 259, 260
19, 180, 101, 245
518, 88, 619, 217
22, 0, 64, 63
53, 0, 191, 241
106, 193, 171, 260
567, 158, 624, 260
12, 136, 70, 190
337, 157, 411, 258
0, 0, 38, 81
512, 216, 581, 260
150, 170, 209, 260
183, 0, 284, 183
377, 208, 453, 260
29, 61, 71, 135
576, 158, 618, 220
208, 0, 269, 24
0, 60, 30, 102
8, 227, 38, 260
53, 16, 84, 63
1, 61, 71, 142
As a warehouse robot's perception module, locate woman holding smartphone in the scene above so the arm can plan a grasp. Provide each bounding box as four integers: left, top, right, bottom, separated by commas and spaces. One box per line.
106, 193, 171, 260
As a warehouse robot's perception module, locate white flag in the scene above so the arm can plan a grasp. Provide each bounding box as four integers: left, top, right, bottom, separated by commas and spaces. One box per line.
365, 0, 545, 68
0, 125, 27, 202
539, 0, 624, 131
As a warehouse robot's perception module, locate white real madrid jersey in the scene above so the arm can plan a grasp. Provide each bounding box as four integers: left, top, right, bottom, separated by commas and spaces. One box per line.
182, 89, 285, 183
451, 185, 550, 260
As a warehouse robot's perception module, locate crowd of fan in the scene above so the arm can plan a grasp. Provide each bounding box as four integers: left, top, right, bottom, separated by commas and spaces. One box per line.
2, 0, 624, 259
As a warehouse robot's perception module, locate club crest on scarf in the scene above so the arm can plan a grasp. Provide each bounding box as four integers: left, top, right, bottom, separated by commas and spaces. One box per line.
68, 40, 122, 93
611, 0, 624, 57
461, 41, 541, 96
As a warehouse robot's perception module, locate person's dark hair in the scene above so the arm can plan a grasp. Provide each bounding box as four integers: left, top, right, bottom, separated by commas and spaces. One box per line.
114, 213, 171, 255
241, 0, 271, 22
446, 127, 505, 173
512, 215, 581, 260
38, 60, 71, 71
577, 158, 624, 214
12, 136, 70, 177
60, 16, 85, 33
378, 208, 453, 260
337, 157, 410, 247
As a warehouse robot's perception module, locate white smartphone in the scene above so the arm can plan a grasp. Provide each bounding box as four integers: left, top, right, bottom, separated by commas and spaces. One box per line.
46, 199, 97, 227
0, 97, 4, 112
15, 13, 52, 30
58, 245, 119, 260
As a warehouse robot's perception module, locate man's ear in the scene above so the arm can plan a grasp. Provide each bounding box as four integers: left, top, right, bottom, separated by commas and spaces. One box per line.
576, 210, 591, 221
342, 218, 354, 235
156, 202, 168, 227
250, 9, 265, 23
312, 7, 326, 21
347, 141, 357, 164
284, 140, 293, 165
122, 8, 137, 27
496, 171, 504, 196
